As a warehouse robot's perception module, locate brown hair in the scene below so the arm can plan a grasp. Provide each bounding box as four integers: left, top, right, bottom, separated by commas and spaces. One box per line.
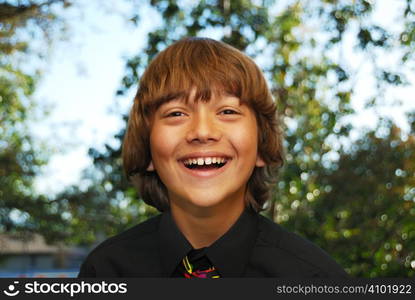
122, 37, 284, 212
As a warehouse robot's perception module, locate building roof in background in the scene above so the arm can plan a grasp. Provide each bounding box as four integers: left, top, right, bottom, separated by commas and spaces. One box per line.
0, 234, 81, 255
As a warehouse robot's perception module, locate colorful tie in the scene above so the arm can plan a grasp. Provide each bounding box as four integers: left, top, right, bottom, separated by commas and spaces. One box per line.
180, 248, 221, 278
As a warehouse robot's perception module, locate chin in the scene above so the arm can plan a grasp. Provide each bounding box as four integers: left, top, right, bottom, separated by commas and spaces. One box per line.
186, 190, 238, 209
170, 186, 243, 211
187, 197, 224, 208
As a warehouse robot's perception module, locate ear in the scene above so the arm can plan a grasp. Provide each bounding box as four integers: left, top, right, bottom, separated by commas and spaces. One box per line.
146, 160, 155, 171
255, 155, 265, 167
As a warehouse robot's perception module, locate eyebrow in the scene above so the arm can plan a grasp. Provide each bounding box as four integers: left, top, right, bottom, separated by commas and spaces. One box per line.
162, 96, 243, 109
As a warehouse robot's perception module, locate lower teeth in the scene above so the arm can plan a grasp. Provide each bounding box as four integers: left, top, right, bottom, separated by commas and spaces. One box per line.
186, 163, 225, 169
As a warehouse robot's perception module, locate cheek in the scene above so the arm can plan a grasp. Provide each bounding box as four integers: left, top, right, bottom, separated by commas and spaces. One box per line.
230, 122, 259, 156
149, 126, 177, 162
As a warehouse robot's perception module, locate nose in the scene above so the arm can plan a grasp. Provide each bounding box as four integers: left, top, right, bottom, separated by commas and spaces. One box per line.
186, 110, 221, 143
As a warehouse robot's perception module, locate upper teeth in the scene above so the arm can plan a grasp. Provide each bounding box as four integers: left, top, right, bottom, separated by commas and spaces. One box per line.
183, 157, 228, 165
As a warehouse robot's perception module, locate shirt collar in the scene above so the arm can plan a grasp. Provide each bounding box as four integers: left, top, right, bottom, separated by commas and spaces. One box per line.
205, 207, 259, 277
158, 207, 259, 277
158, 210, 192, 276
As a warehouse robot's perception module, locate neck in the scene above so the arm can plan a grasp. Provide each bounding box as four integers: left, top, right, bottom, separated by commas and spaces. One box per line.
170, 199, 245, 249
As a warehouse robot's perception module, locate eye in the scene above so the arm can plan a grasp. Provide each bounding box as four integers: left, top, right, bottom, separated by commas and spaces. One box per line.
220, 109, 239, 115
166, 111, 185, 117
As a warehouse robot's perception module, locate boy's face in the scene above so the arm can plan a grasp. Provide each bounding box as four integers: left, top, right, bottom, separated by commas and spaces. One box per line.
148, 89, 265, 212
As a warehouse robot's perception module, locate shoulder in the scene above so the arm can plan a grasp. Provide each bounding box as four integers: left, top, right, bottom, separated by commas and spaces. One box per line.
90, 213, 161, 254
78, 214, 162, 277
254, 214, 348, 278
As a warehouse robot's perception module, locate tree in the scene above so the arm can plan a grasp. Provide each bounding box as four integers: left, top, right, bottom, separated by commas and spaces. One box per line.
49, 139, 159, 245
283, 116, 415, 277
55, 0, 415, 276
0, 0, 72, 240
0, 0, 70, 55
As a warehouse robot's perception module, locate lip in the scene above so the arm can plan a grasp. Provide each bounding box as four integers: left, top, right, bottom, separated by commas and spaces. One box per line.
178, 157, 232, 179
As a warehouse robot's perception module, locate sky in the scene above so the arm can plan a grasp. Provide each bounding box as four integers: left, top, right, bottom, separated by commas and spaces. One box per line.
31, 0, 414, 196
32, 1, 161, 195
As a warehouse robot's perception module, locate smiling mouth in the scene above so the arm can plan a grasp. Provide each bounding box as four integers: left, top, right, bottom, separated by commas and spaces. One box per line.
184, 161, 228, 170
180, 157, 231, 171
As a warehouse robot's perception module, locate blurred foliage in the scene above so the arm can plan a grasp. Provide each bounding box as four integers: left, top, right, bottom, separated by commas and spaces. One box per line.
281, 118, 415, 277
0, 64, 43, 231
0, 0, 71, 239
48, 132, 159, 245
0, 0, 70, 55
2, 0, 415, 277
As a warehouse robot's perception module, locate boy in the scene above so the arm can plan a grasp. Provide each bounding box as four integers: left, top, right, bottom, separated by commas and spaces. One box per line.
78, 37, 348, 278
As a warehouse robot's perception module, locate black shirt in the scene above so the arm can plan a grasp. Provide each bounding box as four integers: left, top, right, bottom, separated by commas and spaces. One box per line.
78, 208, 348, 278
